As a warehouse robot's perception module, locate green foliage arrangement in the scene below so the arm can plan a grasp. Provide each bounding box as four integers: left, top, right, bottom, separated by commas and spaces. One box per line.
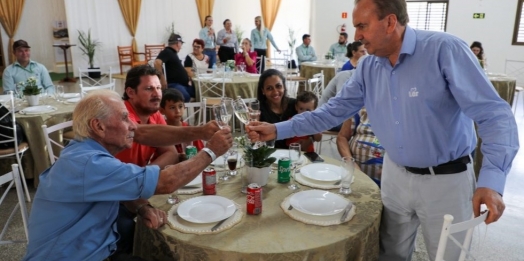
20, 77, 41, 96
235, 136, 277, 168
78, 29, 101, 68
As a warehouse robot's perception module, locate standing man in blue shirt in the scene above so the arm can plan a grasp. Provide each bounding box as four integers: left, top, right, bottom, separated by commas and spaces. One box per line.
2, 40, 54, 94
247, 0, 518, 260
295, 34, 317, 67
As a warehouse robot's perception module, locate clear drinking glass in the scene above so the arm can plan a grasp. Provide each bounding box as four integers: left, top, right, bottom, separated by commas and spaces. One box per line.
265, 139, 276, 148
55, 85, 64, 101
339, 157, 355, 195
288, 143, 301, 190
237, 63, 246, 77
165, 165, 180, 204
213, 103, 232, 129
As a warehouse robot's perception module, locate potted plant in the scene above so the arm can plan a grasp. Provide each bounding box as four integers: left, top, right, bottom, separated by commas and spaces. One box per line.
20, 77, 41, 106
235, 25, 244, 46
78, 29, 101, 78
236, 137, 277, 186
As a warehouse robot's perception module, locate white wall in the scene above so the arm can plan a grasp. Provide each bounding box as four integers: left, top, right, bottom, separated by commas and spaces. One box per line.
309, 0, 524, 74
446, 0, 523, 74
1, 0, 66, 71
310, 0, 355, 58
63, 0, 310, 75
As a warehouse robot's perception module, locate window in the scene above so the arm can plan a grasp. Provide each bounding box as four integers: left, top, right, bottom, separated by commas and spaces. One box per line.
513, 0, 524, 45
406, 1, 448, 32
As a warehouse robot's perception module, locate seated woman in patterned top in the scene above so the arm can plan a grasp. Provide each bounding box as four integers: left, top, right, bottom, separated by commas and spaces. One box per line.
184, 39, 210, 79
336, 108, 384, 185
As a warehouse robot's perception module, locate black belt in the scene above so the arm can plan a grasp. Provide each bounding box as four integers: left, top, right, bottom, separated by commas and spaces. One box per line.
405, 155, 470, 175
204, 48, 216, 51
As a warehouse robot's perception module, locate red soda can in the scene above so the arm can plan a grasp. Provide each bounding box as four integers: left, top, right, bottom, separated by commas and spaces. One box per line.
202, 168, 216, 195
246, 183, 263, 215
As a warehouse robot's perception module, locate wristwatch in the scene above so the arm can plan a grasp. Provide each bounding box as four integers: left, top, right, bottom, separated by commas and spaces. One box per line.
202, 147, 217, 161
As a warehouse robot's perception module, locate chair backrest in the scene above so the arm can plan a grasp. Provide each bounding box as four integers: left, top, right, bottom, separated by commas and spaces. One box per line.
264, 57, 288, 72
308, 70, 325, 99
117, 46, 134, 63
183, 98, 207, 127
197, 76, 227, 100
435, 211, 489, 261
80, 80, 116, 97
0, 92, 19, 151
256, 56, 264, 73
78, 67, 113, 87
145, 44, 165, 61
504, 59, 524, 86
41, 121, 73, 164
0, 164, 29, 245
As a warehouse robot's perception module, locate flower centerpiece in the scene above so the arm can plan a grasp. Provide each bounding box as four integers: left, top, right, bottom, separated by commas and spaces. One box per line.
324, 51, 334, 60
235, 136, 277, 186
226, 60, 236, 71
19, 77, 41, 106
235, 25, 244, 46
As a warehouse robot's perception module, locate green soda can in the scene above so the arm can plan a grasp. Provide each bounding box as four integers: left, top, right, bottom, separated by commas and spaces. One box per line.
278, 157, 291, 183
185, 145, 197, 159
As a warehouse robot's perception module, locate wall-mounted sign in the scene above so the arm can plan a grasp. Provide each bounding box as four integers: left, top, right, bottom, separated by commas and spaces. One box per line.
342, 12, 348, 19
473, 13, 485, 19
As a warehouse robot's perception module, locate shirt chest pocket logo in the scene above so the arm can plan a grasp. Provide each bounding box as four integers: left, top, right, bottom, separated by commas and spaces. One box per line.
408, 87, 419, 98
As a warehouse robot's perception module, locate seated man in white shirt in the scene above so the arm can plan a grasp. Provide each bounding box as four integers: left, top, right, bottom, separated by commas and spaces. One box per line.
295, 34, 317, 67
2, 40, 54, 94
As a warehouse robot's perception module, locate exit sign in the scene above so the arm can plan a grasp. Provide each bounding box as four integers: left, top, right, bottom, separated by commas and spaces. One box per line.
473, 13, 485, 19
342, 12, 348, 19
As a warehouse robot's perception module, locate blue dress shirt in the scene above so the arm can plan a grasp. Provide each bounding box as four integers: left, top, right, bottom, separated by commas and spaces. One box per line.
276, 26, 518, 195
250, 28, 279, 50
23, 139, 160, 261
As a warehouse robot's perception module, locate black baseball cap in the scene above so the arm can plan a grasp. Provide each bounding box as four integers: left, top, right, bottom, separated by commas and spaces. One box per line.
168, 34, 184, 44
13, 40, 30, 50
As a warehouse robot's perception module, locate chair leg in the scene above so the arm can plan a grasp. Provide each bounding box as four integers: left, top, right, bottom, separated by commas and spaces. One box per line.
16, 154, 31, 202
513, 92, 519, 114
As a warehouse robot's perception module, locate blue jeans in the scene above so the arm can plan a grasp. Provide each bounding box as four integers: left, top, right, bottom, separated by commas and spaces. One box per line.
203, 49, 216, 68
168, 83, 195, 102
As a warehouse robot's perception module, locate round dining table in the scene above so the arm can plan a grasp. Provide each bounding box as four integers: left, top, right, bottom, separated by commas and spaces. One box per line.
133, 155, 382, 261
194, 73, 260, 101
0, 96, 76, 187
300, 61, 339, 87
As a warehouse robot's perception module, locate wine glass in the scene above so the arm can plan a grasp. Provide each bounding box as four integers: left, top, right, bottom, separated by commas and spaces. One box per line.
288, 143, 301, 190
232, 98, 250, 126
339, 157, 355, 195
237, 63, 246, 77
165, 165, 180, 204
227, 143, 239, 176
213, 103, 232, 129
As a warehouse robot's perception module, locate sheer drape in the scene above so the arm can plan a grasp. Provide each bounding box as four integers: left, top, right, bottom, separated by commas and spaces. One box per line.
0, 0, 25, 63
195, 0, 214, 27
117, 0, 142, 59
260, 0, 281, 58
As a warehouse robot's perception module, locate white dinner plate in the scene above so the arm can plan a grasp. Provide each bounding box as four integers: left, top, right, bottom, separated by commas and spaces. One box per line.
270, 149, 306, 165
300, 163, 342, 182
289, 190, 348, 216
177, 196, 236, 223
62, 93, 80, 99
66, 97, 81, 103
184, 173, 202, 187
20, 105, 57, 114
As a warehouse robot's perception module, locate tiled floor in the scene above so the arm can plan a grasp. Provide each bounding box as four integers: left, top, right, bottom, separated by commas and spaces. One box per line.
1, 79, 523, 260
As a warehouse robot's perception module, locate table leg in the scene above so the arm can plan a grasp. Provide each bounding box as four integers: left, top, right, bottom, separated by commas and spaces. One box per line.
60, 47, 76, 83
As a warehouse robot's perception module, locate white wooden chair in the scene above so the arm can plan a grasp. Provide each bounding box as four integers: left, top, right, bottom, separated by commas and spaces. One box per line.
78, 67, 113, 87
307, 70, 325, 99
0, 164, 29, 245
79, 79, 116, 98
0, 91, 31, 202
256, 56, 264, 73
197, 76, 227, 102
264, 57, 288, 72
41, 121, 73, 164
183, 99, 207, 127
435, 211, 489, 261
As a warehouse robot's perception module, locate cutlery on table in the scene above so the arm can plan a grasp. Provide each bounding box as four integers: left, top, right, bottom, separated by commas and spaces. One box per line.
288, 204, 293, 210
339, 202, 354, 222
211, 208, 238, 231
